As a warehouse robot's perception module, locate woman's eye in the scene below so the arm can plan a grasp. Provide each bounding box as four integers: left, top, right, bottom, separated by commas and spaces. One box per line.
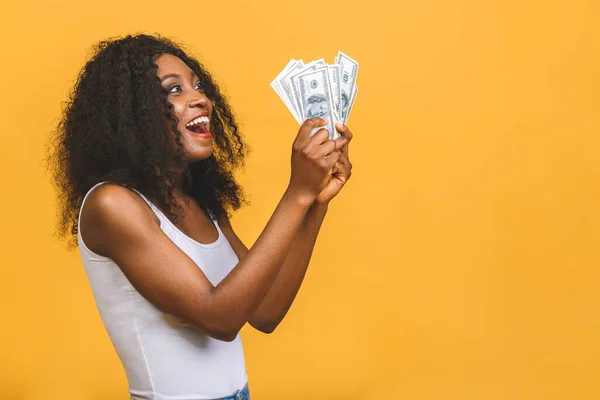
168, 85, 181, 93
194, 83, 204, 91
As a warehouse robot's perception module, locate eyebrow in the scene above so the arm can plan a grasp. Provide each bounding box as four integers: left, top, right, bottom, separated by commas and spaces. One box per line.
160, 71, 199, 83
160, 73, 181, 82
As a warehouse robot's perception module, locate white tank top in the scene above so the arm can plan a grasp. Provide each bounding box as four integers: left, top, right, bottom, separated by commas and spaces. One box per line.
77, 182, 248, 400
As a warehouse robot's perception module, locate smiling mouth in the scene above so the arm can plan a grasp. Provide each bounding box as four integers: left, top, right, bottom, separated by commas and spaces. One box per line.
185, 116, 210, 134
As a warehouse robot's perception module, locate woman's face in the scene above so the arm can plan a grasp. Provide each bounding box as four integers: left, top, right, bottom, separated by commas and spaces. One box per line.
156, 53, 214, 163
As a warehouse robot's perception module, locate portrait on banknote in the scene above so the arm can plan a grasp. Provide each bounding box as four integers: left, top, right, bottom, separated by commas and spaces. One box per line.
305, 94, 330, 119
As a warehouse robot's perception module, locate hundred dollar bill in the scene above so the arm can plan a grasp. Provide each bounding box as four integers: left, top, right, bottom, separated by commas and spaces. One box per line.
271, 52, 358, 130
335, 51, 359, 123
345, 86, 358, 124
293, 66, 342, 124
272, 60, 305, 123
327, 64, 341, 116
297, 68, 340, 140
271, 59, 301, 122
276, 60, 308, 123
270, 59, 296, 100
287, 59, 325, 118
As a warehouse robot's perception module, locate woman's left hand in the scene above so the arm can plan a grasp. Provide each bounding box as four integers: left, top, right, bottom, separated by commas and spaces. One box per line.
315, 123, 354, 205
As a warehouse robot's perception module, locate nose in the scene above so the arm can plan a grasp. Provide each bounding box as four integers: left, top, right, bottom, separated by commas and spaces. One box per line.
189, 91, 209, 108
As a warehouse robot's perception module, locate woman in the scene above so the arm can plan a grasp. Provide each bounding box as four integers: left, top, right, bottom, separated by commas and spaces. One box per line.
48, 34, 353, 400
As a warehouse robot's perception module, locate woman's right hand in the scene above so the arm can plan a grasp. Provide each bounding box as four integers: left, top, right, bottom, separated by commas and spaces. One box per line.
287, 118, 348, 204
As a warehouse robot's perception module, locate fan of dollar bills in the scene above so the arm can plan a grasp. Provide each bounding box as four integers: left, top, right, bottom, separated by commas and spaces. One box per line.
271, 51, 359, 140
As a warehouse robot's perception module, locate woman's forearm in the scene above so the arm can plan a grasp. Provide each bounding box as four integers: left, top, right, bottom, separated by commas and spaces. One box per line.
200, 187, 314, 338
249, 201, 329, 332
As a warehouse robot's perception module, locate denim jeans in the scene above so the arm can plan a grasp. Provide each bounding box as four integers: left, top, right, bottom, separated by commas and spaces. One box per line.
213, 383, 250, 400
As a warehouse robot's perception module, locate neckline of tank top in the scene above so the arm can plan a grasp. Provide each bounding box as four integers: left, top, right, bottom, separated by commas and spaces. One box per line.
148, 202, 225, 249
128, 187, 224, 249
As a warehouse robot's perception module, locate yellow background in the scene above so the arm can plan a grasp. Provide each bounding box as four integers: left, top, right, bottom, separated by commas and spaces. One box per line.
1, 0, 599, 398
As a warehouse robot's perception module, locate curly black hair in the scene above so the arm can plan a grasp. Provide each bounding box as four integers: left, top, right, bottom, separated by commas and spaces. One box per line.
47, 34, 249, 249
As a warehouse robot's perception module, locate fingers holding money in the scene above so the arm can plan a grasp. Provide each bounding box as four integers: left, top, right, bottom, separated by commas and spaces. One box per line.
335, 123, 353, 157
333, 159, 352, 181
337, 152, 352, 174
289, 124, 339, 202
335, 123, 353, 141
312, 129, 348, 160
333, 123, 352, 178
295, 118, 328, 145
311, 132, 339, 163
295, 124, 340, 162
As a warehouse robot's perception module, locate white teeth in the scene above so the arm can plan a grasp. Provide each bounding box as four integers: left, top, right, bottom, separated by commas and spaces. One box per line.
186, 116, 210, 127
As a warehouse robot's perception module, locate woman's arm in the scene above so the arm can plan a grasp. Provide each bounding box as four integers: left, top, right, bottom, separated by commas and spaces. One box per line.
219, 202, 328, 333
220, 124, 354, 333
80, 119, 347, 342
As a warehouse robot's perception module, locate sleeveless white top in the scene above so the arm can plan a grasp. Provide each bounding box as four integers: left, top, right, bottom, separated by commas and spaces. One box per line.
77, 182, 248, 400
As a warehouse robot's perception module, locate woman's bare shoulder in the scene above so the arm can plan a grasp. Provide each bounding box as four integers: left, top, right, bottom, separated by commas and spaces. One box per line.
80, 183, 160, 257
